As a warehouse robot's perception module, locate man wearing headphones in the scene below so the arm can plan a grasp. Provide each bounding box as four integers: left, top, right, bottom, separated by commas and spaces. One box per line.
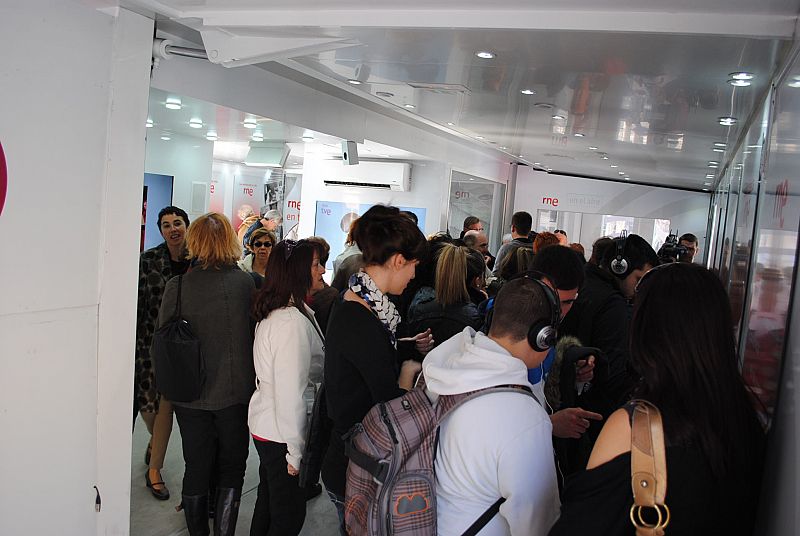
558, 233, 658, 475
423, 277, 561, 535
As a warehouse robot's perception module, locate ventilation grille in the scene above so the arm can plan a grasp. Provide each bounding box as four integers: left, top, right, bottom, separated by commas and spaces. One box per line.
323, 180, 391, 190
191, 182, 207, 213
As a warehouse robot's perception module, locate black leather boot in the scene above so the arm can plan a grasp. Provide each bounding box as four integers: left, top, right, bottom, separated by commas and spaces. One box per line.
213, 487, 241, 536
181, 494, 210, 536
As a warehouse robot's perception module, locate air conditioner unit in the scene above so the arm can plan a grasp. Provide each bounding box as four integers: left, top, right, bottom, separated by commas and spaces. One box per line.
323, 161, 411, 192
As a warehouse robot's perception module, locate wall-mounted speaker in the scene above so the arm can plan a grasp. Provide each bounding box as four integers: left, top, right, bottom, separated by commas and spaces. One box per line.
341, 140, 359, 166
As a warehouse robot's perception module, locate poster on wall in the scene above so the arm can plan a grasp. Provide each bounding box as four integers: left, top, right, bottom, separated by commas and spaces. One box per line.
314, 201, 427, 270
232, 175, 261, 233
142, 173, 174, 251
283, 174, 302, 240
208, 177, 224, 214
448, 180, 495, 238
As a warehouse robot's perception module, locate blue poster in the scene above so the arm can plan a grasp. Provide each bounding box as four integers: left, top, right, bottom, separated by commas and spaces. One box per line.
143, 173, 174, 250
314, 201, 427, 271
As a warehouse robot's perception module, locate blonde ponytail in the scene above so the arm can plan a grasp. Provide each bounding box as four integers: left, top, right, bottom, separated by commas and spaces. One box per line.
435, 243, 470, 306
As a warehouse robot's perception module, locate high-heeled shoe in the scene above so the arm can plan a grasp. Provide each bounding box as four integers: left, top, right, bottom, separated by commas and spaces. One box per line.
145, 469, 170, 501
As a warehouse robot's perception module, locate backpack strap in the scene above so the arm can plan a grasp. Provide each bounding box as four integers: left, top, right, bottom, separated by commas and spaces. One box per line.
343, 423, 391, 484
460, 497, 506, 536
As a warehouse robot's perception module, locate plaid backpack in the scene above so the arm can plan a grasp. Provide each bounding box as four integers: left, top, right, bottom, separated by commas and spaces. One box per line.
343, 382, 536, 536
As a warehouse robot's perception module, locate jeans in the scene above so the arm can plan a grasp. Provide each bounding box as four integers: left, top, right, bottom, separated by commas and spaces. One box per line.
174, 404, 249, 495
327, 490, 347, 536
250, 439, 306, 535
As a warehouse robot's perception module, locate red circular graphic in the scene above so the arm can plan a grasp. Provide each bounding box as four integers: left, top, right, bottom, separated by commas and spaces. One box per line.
0, 141, 6, 217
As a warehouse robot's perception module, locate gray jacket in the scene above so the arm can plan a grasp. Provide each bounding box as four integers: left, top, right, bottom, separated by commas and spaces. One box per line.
157, 265, 256, 411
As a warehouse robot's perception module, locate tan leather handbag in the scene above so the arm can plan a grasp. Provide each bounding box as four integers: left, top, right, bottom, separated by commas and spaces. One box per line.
630, 400, 670, 536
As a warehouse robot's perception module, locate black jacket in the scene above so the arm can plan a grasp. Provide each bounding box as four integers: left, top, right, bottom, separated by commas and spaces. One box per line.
405, 287, 484, 347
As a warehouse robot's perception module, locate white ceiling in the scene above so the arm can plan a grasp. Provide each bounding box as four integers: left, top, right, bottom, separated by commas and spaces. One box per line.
147, 87, 426, 169
130, 0, 800, 190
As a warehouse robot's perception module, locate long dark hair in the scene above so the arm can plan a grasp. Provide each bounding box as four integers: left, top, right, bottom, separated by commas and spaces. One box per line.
252, 239, 316, 321
630, 263, 763, 480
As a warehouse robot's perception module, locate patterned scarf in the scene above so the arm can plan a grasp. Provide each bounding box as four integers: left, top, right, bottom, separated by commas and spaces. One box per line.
349, 270, 401, 347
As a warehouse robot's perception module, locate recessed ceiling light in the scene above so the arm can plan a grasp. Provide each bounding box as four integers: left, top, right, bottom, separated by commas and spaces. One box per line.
706, 174, 715, 179
188, 118, 203, 129
205, 131, 218, 141
624, 177, 631, 181
703, 188, 710, 191
728, 79, 751, 87
301, 134, 315, 141
588, 146, 598, 150
475, 51, 495, 59
499, 146, 508, 150
718, 116, 737, 126
469, 178, 475, 181
714, 142, 727, 147
534, 162, 541, 166
552, 114, 565, 120
747, 144, 762, 148
518, 154, 524, 158
601, 155, 610, 160
708, 161, 719, 165
574, 133, 585, 137
404, 104, 416, 109
729, 72, 754, 81
243, 118, 258, 129
704, 182, 712, 186
618, 171, 625, 175
160, 134, 171, 141
476, 136, 485, 140
610, 164, 618, 168
520, 89, 536, 95
145, 118, 153, 128
376, 91, 394, 97
447, 122, 455, 126
251, 132, 264, 142
165, 97, 182, 110
788, 80, 800, 88
347, 79, 363, 85
712, 148, 725, 152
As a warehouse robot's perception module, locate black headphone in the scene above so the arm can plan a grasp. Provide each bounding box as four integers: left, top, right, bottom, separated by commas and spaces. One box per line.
609, 231, 630, 277
485, 271, 561, 352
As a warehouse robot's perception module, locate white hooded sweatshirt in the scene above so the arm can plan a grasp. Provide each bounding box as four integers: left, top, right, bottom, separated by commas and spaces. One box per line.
423, 327, 560, 536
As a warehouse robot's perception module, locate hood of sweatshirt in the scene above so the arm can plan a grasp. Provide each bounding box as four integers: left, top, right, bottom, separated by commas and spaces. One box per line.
423, 326, 531, 396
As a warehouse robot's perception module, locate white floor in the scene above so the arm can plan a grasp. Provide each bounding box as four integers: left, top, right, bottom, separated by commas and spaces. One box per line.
130, 414, 340, 536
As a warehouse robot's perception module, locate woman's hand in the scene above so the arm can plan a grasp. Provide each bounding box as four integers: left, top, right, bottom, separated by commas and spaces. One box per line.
287, 463, 299, 476
398, 360, 422, 390
411, 328, 435, 356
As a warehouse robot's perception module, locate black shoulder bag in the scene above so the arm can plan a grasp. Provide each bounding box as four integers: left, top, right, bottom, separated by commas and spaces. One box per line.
152, 275, 205, 402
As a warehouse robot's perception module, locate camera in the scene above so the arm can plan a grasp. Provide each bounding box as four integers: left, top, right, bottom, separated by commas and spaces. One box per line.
657, 233, 688, 263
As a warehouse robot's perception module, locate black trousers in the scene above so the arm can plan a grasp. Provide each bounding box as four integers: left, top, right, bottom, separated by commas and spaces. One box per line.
250, 439, 306, 535
174, 404, 249, 495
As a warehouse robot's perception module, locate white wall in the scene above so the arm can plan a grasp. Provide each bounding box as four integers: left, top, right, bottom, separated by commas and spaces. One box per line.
514, 167, 711, 258
0, 2, 152, 534
298, 156, 450, 240
145, 133, 215, 219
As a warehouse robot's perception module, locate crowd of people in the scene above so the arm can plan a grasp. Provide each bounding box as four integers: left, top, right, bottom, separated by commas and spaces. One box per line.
134, 205, 765, 535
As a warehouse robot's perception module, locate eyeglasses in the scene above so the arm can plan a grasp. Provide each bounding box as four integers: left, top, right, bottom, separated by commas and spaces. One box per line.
252, 241, 272, 249
554, 229, 566, 235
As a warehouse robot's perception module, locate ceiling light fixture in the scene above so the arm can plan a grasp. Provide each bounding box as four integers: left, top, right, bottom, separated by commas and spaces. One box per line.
188, 118, 203, 129
788, 79, 800, 88
552, 114, 565, 120
534, 162, 541, 166
205, 131, 218, 141
712, 148, 725, 152
376, 91, 394, 97
704, 182, 712, 186
165, 97, 182, 110
145, 118, 153, 128
476, 136, 485, 140
588, 146, 598, 150
520, 89, 536, 95
475, 51, 495, 59
243, 118, 258, 129
160, 134, 171, 141
714, 142, 727, 147
729, 72, 754, 80
610, 164, 618, 168
728, 79, 751, 87
703, 188, 710, 191
347, 79, 363, 85
301, 134, 314, 141
404, 104, 416, 109
499, 146, 508, 150
718, 116, 737, 126
706, 174, 715, 179
624, 177, 631, 181
574, 133, 585, 137
747, 144, 762, 148
251, 132, 264, 142
618, 171, 625, 175
518, 154, 524, 158
447, 122, 455, 126
601, 155, 610, 160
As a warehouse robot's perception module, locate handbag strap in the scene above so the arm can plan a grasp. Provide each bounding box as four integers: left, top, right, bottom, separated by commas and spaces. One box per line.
460, 497, 505, 536
173, 275, 183, 320
629, 400, 670, 536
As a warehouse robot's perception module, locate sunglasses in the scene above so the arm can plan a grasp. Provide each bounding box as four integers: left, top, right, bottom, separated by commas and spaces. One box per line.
252, 241, 273, 248
554, 229, 566, 235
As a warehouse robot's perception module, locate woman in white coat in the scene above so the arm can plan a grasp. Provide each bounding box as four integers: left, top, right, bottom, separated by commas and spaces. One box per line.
248, 239, 326, 535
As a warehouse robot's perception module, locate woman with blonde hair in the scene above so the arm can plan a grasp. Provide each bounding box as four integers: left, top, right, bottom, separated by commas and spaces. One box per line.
407, 242, 485, 346
156, 212, 256, 536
